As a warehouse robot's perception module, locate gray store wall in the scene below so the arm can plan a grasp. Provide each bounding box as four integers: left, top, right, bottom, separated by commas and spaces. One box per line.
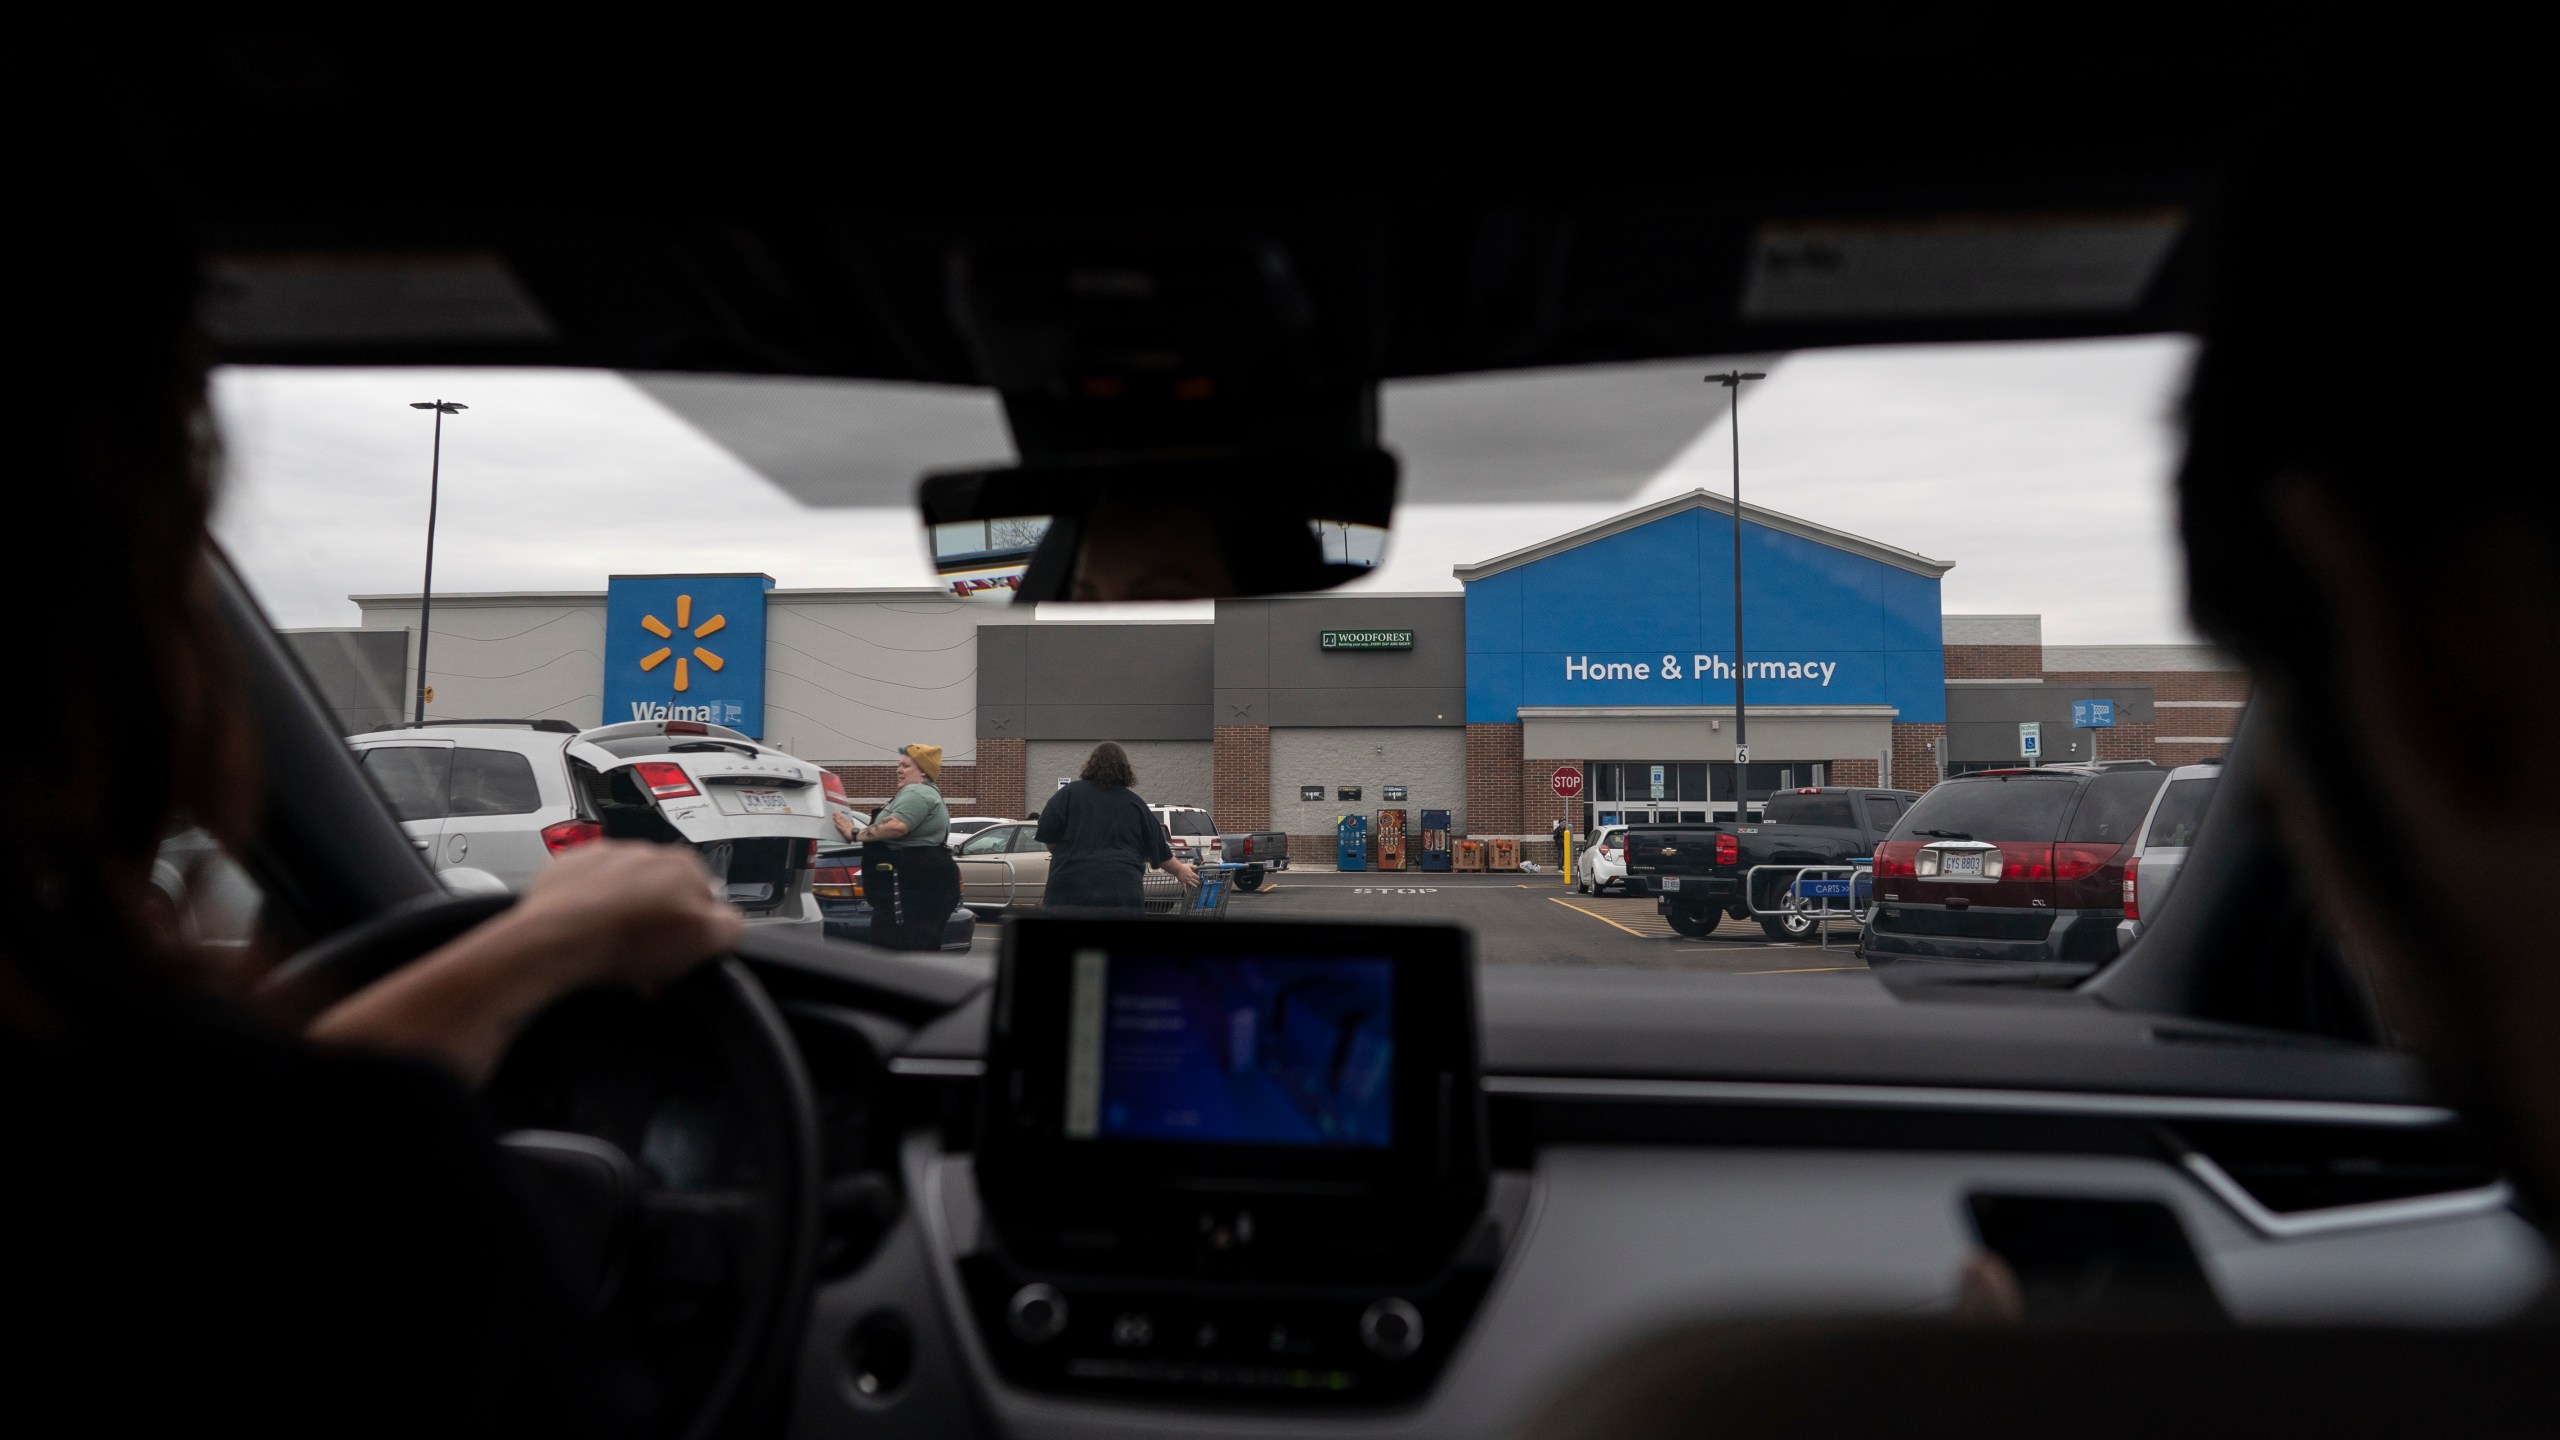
1945, 683, 2154, 764
1268, 728, 1468, 837
980, 624, 1212, 741
1215, 596, 1466, 728
283, 629, 411, 734
1028, 740, 1214, 812
356, 596, 610, 728
763, 592, 1012, 764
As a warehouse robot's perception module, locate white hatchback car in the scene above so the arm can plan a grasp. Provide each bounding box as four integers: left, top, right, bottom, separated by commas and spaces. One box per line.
1576, 824, 1630, 894
345, 717, 832, 938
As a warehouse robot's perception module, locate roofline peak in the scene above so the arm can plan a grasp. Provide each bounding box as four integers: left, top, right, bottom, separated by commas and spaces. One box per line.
1451, 488, 1955, 582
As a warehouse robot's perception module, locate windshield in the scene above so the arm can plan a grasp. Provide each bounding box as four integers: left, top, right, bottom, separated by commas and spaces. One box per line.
216, 335, 2242, 992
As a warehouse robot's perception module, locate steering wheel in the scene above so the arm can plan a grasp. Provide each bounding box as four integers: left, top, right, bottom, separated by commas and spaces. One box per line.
274, 893, 821, 1440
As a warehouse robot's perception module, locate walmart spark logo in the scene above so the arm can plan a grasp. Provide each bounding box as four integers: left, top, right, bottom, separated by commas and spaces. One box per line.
636, 594, 727, 693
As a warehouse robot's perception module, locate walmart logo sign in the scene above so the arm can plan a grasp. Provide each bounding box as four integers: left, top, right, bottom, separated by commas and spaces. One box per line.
603, 574, 773, 734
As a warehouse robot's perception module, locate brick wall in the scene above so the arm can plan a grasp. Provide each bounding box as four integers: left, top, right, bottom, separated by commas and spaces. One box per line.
2156, 739, 2235, 766
2045, 667, 2249, 763
1465, 723, 1523, 836
1945, 643, 2045, 680
2092, 720, 2159, 762
1828, 757, 1881, 787
1520, 759, 1576, 864
1890, 722, 1945, 792
975, 737, 1026, 819
1212, 725, 1271, 832
2044, 669, 2252, 703
823, 761, 993, 811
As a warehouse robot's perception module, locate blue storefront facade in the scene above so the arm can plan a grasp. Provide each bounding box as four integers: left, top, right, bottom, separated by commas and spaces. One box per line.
1455, 490, 1953, 832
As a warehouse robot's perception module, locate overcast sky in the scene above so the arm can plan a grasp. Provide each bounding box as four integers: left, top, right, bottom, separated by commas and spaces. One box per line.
211, 333, 2200, 643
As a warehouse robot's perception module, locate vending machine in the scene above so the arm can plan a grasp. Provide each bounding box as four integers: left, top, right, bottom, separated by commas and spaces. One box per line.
1374, 808, 1408, 871
1335, 813, 1369, 871
1418, 809, 1453, 872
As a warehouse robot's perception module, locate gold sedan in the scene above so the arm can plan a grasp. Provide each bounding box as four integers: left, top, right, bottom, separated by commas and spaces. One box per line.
951, 821, 1185, 915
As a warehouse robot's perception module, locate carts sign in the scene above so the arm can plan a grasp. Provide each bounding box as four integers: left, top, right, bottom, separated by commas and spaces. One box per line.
1551, 765, 1585, 798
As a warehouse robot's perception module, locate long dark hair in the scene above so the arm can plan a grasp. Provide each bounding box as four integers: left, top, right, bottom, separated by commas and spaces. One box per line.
5, 157, 255, 1023
1078, 742, 1136, 789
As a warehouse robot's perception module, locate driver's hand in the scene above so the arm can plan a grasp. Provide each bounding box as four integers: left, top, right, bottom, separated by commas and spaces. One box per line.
310, 840, 746, 1085
515, 840, 746, 991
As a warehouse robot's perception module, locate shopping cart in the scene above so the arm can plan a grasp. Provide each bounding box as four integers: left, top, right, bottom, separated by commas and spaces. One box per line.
1187, 861, 1240, 918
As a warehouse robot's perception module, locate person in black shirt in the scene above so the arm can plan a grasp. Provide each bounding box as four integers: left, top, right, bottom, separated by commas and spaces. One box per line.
1034, 743, 1200, 913
3, 157, 744, 1437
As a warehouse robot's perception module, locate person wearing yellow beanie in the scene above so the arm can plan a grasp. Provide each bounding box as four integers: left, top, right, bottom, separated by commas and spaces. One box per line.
844, 743, 957, 949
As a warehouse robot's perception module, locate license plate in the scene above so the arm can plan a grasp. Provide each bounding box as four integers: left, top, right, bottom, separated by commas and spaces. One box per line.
739, 790, 790, 815
1942, 852, 1984, 877
1660, 876, 1681, 892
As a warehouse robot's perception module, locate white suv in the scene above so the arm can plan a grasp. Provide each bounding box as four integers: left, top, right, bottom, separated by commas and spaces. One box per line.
345, 718, 831, 938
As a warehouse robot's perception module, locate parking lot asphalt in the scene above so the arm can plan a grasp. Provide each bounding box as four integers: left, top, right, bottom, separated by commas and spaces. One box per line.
1223, 870, 1876, 979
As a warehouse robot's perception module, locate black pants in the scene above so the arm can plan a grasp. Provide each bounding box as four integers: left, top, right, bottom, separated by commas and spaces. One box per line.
863, 841, 960, 950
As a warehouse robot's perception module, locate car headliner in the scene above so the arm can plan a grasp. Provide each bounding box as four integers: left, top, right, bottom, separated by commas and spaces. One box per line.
129, 22, 2308, 387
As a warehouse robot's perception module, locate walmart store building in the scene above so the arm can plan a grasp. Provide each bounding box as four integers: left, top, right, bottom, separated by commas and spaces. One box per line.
295, 492, 2246, 862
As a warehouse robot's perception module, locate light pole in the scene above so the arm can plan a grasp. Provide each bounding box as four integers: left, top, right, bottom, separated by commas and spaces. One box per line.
407, 400, 467, 724
1704, 370, 1765, 815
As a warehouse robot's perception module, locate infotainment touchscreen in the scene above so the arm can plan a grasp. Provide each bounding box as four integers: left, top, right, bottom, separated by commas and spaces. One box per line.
1062, 949, 1395, 1149
978, 918, 1482, 1214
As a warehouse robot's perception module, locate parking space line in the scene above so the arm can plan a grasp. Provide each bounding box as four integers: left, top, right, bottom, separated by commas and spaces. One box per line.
1731, 964, 1863, 974
1548, 896, 1654, 939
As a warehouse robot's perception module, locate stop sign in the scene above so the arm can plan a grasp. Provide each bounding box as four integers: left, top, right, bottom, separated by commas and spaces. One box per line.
1551, 765, 1584, 798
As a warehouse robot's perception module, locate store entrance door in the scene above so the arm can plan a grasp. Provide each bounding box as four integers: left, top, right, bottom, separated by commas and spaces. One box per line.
1594, 804, 1711, 827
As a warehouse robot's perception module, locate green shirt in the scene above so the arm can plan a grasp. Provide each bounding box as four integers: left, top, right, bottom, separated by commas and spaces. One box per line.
877, 781, 949, 848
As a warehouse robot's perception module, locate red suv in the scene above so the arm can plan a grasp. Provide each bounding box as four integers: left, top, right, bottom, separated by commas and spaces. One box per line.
1864, 763, 2169, 985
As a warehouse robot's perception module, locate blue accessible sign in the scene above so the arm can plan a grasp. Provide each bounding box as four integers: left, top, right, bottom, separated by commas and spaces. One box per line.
2071, 698, 2116, 728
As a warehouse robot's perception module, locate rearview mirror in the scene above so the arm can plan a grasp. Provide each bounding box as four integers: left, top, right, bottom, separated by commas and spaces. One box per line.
918, 449, 1397, 603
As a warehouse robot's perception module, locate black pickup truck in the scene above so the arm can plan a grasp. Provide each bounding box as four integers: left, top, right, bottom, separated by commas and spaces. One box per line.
1623, 787, 1917, 940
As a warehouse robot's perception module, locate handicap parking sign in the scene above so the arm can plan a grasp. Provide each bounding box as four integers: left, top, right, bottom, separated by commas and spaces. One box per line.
2019, 722, 2041, 759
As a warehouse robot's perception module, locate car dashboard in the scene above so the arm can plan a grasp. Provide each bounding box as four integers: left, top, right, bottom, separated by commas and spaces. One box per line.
752, 945, 2548, 1440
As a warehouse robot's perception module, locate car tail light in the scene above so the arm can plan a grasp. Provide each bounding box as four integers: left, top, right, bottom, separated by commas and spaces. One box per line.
1871, 840, 1920, 878
665, 720, 708, 735
821, 770, 846, 801
1714, 834, 1738, 866
2123, 855, 2141, 920
1241, 835, 1256, 858
633, 761, 699, 799
2053, 842, 2120, 882
813, 860, 862, 899
1996, 843, 2056, 881
540, 818, 604, 855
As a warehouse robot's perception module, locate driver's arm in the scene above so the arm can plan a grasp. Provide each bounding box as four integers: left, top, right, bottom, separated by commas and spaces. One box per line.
307, 842, 743, 1085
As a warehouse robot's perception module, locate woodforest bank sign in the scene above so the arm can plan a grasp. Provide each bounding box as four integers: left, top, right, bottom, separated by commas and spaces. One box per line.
1321, 630, 1414, 650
